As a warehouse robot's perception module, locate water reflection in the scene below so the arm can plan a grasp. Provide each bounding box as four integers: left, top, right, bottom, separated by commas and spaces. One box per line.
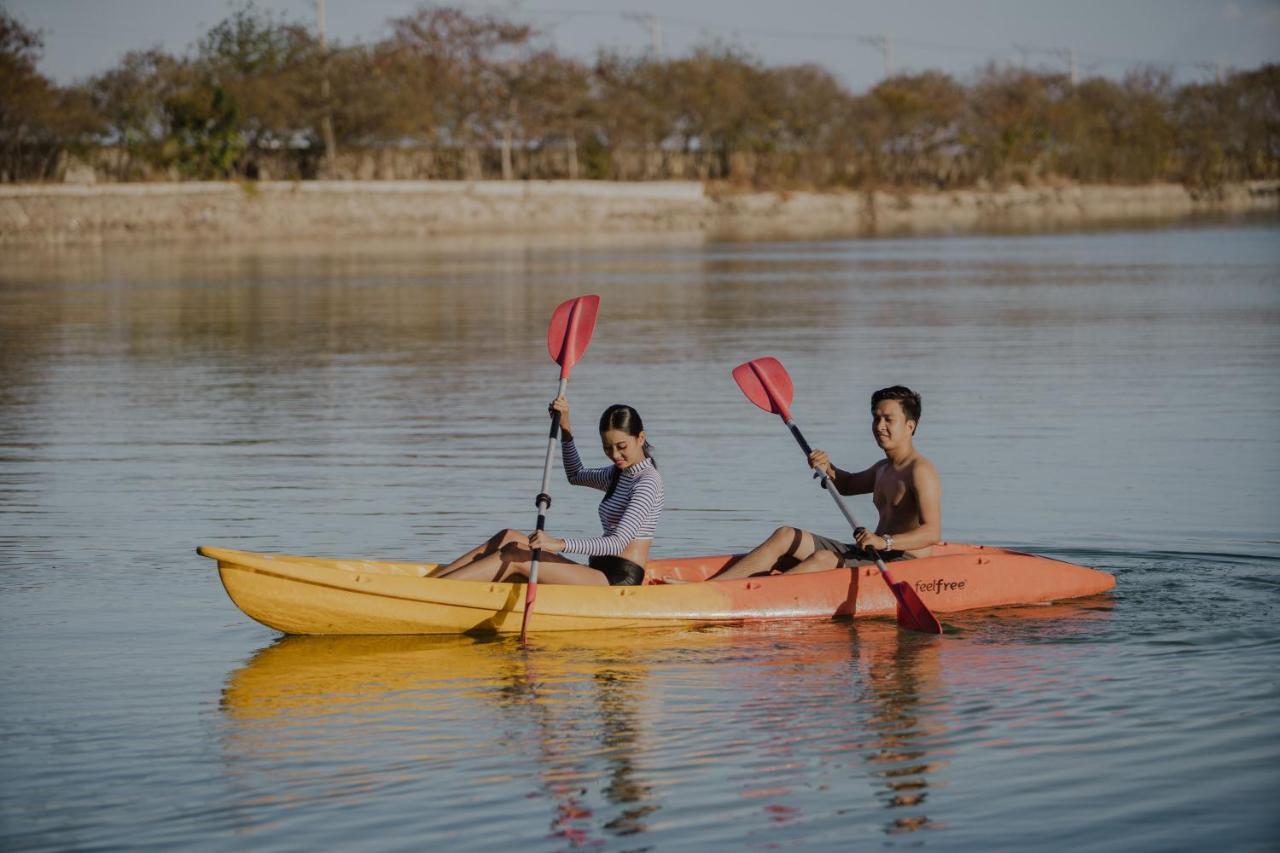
217, 620, 984, 844
487, 640, 659, 846
851, 600, 1117, 835
220, 632, 681, 845
853, 624, 946, 834
216, 603, 1115, 842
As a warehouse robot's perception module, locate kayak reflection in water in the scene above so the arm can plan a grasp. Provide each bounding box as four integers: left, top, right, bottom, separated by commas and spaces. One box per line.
716, 386, 941, 579
435, 400, 665, 586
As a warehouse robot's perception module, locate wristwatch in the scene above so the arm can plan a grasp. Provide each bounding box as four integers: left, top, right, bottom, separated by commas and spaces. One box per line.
882, 534, 894, 551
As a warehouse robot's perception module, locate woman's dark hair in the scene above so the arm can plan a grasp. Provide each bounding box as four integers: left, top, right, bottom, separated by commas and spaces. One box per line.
599, 404, 654, 499
598, 404, 645, 438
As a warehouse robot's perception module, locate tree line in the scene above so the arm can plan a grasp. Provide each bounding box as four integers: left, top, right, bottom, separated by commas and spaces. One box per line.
2, 4, 1276, 188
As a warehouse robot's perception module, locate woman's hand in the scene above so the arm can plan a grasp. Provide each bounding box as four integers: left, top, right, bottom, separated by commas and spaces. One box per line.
808, 449, 836, 481
528, 530, 565, 553
853, 527, 889, 552
548, 396, 572, 437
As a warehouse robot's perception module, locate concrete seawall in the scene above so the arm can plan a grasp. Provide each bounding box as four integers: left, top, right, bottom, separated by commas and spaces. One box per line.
2, 179, 1277, 246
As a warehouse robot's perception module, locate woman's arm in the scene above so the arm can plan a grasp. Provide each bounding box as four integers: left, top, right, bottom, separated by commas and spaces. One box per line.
561, 476, 664, 556
552, 395, 612, 490
561, 438, 613, 490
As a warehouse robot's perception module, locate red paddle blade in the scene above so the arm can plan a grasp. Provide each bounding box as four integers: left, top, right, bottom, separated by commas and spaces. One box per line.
547, 295, 600, 380
731, 357, 795, 422
890, 581, 944, 634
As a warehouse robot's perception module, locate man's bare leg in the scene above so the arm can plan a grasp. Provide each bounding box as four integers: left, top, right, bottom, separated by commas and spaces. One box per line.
783, 550, 843, 574
714, 526, 819, 579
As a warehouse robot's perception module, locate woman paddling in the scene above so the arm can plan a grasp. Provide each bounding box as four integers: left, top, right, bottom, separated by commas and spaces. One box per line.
435, 399, 664, 586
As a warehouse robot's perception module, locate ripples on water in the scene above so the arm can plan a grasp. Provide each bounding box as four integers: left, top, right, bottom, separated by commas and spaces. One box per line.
1, 220, 1278, 849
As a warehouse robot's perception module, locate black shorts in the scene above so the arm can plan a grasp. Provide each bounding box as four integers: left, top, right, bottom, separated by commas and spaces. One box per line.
808, 532, 913, 568
588, 555, 646, 586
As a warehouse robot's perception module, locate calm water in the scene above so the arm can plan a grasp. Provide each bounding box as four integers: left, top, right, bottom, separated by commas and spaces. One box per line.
2, 220, 1278, 850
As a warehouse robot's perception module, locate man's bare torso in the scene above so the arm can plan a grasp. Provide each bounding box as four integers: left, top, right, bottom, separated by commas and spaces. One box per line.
872, 455, 935, 557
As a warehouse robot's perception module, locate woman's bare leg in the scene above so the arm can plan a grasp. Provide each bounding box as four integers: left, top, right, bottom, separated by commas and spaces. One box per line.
436, 529, 526, 575
714, 526, 819, 579
517, 560, 611, 585
438, 543, 609, 585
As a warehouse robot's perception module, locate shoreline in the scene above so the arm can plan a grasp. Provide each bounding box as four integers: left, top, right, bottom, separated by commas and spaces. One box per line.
2, 179, 1277, 247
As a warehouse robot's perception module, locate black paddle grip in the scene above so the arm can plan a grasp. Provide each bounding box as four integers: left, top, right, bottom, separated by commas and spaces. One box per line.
789, 422, 833, 490
548, 410, 562, 439
787, 422, 814, 456
529, 512, 548, 564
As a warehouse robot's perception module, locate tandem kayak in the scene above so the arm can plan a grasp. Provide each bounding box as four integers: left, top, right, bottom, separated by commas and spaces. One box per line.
198, 542, 1115, 635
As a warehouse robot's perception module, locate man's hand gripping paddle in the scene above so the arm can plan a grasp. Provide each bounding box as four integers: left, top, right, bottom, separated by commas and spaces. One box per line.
731, 357, 942, 635
521, 295, 601, 645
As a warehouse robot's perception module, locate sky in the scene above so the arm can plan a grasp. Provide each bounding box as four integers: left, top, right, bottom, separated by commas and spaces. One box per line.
7, 0, 1280, 92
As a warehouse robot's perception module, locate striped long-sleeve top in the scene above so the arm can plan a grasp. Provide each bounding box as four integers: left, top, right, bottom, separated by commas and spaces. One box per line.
559, 437, 664, 557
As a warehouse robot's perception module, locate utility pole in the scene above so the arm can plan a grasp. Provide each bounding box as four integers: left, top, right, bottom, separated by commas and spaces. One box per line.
1052, 47, 1078, 85
861, 35, 893, 79
624, 12, 664, 58
317, 0, 337, 174
1196, 61, 1226, 85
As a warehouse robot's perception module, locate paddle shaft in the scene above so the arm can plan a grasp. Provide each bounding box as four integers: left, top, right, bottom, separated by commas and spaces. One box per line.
521, 377, 567, 642
782, 419, 896, 580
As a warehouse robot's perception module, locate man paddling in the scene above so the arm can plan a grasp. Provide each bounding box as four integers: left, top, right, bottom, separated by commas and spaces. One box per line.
716, 386, 940, 578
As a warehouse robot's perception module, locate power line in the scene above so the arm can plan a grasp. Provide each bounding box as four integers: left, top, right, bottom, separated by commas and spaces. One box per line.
621, 11, 664, 59
422, 5, 1237, 83
517, 7, 1225, 74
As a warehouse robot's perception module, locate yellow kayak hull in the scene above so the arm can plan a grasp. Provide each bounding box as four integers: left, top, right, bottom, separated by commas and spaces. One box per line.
198, 543, 1116, 635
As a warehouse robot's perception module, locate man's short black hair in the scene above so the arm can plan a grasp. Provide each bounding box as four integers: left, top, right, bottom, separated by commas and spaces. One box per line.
871, 386, 921, 424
